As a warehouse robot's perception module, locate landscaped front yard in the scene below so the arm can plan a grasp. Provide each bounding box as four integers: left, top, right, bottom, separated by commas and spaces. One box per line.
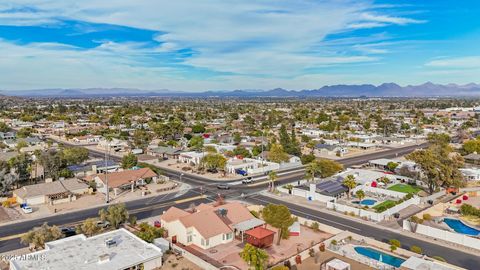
387, 184, 422, 194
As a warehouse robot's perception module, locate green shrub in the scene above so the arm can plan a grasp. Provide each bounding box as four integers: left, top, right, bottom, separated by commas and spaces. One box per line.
460, 204, 480, 217
432, 256, 446, 262
310, 222, 320, 232
410, 245, 422, 254
422, 213, 432, 221
409, 216, 424, 224
389, 239, 401, 248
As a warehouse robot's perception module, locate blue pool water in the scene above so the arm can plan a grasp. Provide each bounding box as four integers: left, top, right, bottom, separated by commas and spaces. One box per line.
444, 218, 480, 236
354, 246, 405, 268
359, 199, 377, 206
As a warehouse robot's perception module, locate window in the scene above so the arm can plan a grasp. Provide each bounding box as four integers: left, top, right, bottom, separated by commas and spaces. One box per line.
187, 235, 192, 243
226, 233, 232, 240
205, 239, 209, 246
201, 238, 205, 246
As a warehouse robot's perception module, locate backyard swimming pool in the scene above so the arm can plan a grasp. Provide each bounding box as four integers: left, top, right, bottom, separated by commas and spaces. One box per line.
354, 246, 405, 268
359, 199, 377, 206
444, 218, 480, 236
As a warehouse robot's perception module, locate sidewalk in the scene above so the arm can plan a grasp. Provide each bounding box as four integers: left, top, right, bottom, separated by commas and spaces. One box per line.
260, 191, 480, 257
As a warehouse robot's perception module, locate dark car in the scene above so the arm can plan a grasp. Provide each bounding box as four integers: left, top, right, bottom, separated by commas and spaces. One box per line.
235, 169, 248, 176
216, 184, 230, 190
61, 227, 77, 237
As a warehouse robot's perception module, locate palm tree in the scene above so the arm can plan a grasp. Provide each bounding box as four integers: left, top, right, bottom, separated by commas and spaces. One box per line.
268, 171, 278, 191
306, 161, 321, 182
342, 175, 357, 199
355, 190, 365, 200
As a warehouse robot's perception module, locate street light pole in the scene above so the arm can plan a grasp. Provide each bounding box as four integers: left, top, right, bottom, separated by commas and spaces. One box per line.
104, 141, 110, 203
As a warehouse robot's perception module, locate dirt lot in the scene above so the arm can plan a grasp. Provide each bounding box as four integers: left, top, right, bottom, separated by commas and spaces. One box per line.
161, 253, 202, 270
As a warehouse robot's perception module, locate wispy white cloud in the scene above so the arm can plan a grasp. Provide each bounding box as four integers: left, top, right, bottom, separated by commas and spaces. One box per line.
359, 12, 426, 25
0, 0, 429, 90
425, 56, 480, 69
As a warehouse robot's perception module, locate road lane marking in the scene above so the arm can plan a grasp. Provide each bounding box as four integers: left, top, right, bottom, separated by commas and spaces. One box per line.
0, 195, 209, 242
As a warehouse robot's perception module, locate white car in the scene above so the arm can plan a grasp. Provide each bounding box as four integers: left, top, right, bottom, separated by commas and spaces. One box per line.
21, 206, 33, 214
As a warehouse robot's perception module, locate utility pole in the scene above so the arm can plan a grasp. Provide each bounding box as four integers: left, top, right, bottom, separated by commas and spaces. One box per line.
104, 141, 110, 203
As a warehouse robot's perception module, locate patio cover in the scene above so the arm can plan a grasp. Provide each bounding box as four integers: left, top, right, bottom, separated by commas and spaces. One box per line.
232, 217, 265, 232
326, 258, 351, 270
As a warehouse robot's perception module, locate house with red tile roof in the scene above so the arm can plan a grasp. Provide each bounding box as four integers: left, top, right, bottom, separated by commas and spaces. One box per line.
161, 202, 264, 249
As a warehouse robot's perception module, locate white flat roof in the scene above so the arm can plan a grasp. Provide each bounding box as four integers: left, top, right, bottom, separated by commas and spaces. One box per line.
10, 228, 163, 270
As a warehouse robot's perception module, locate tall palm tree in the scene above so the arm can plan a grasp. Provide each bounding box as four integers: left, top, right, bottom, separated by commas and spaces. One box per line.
306, 161, 321, 182
268, 171, 277, 191
342, 174, 357, 199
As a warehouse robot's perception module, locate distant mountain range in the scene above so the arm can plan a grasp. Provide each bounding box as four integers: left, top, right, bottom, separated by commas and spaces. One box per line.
1, 82, 480, 98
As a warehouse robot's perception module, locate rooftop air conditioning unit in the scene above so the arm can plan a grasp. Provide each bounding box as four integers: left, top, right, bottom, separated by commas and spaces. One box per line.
105, 238, 117, 248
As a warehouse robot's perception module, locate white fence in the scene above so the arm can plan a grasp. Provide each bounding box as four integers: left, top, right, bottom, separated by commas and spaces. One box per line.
327, 197, 421, 222
172, 245, 224, 270
277, 185, 336, 203
247, 163, 280, 175
352, 185, 406, 199
403, 220, 480, 250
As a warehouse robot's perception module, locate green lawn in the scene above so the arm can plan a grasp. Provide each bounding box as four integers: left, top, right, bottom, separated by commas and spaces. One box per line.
372, 200, 396, 212
387, 184, 422, 194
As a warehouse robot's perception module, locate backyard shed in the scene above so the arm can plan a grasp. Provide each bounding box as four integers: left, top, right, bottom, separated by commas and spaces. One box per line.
245, 226, 275, 248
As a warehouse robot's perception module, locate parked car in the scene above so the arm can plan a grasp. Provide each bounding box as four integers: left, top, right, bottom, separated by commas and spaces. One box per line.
154, 220, 162, 228
235, 169, 248, 176
96, 220, 111, 228
242, 177, 253, 184
21, 205, 33, 214
216, 184, 230, 190
61, 227, 77, 237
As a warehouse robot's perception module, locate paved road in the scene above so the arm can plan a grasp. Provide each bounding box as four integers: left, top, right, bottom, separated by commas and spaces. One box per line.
6, 139, 461, 267
246, 194, 480, 270
0, 190, 211, 253
338, 143, 429, 167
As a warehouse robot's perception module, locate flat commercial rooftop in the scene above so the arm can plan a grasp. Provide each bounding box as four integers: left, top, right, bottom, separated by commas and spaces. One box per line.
10, 229, 163, 270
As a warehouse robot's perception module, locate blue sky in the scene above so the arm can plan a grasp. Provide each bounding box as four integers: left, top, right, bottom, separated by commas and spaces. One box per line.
0, 0, 479, 91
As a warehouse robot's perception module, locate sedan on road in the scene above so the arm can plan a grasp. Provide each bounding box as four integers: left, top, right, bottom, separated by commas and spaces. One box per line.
216, 184, 230, 190
242, 177, 253, 184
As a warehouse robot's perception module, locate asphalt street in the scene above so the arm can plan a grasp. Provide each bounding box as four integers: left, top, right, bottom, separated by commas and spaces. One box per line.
246, 194, 480, 269
6, 140, 473, 268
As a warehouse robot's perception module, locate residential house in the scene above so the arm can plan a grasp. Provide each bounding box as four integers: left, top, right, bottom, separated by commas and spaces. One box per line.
147, 146, 183, 160
460, 168, 480, 182
71, 135, 102, 144
91, 167, 157, 197
13, 178, 89, 205
301, 128, 325, 138
68, 160, 120, 176
10, 228, 163, 270
178, 151, 207, 166
96, 138, 129, 152
464, 153, 480, 165
314, 143, 348, 156
161, 202, 264, 249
